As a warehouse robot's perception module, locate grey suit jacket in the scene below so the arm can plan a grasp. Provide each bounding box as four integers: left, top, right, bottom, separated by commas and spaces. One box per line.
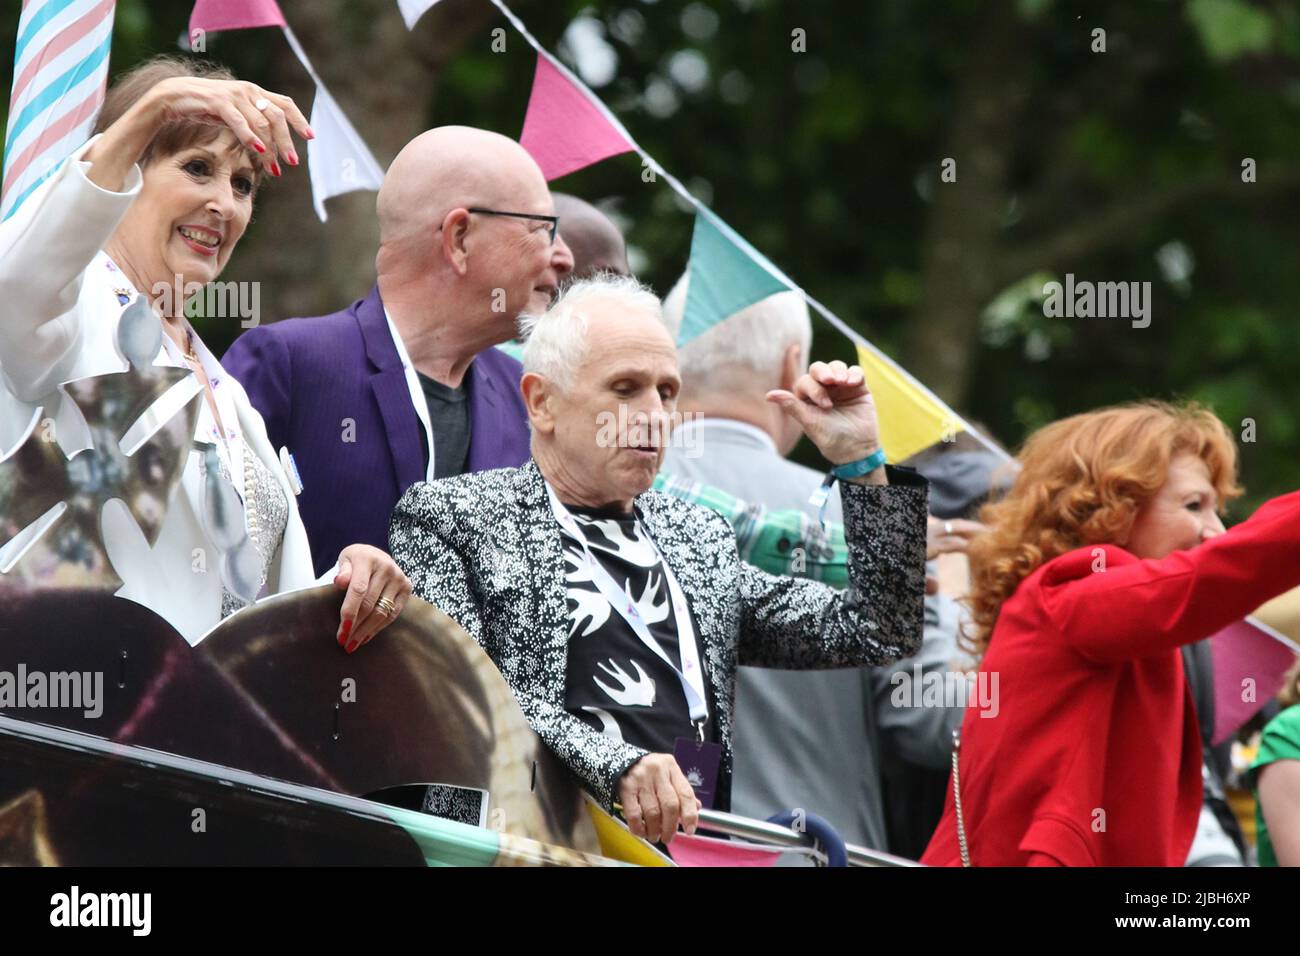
663, 419, 961, 848
389, 458, 928, 810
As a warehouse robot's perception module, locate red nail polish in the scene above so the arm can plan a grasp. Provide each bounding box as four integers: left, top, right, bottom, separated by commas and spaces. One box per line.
253, 140, 266, 154
341, 619, 353, 640
305, 126, 316, 139
271, 162, 282, 177
345, 640, 358, 654
287, 150, 299, 166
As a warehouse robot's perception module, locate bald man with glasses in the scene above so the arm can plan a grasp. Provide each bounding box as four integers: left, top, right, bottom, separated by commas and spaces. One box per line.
224, 126, 574, 576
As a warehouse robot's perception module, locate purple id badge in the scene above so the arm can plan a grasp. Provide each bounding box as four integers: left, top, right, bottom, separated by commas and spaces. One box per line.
673, 737, 722, 809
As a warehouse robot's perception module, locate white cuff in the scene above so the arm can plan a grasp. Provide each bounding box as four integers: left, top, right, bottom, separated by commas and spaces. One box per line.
69, 133, 144, 198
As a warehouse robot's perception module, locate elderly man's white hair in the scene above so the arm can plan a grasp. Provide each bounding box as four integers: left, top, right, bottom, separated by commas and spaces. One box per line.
519, 274, 665, 392
661, 273, 812, 393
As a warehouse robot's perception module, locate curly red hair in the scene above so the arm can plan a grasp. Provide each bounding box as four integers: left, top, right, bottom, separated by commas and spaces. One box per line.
962, 401, 1242, 657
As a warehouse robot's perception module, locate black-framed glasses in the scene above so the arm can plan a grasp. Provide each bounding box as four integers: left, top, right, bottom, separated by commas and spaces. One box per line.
466, 207, 559, 244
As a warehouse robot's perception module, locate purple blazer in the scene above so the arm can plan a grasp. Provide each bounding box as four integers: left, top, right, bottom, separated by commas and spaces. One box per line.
222, 285, 531, 576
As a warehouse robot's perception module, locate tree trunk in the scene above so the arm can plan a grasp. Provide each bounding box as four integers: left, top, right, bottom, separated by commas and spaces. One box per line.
218, 0, 500, 343
901, 2, 1034, 407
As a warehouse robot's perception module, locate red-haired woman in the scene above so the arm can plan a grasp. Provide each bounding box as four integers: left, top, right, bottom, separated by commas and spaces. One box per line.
921, 402, 1300, 866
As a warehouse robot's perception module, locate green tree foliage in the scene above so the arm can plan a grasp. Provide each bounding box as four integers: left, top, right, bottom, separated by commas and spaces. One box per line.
2, 0, 1297, 510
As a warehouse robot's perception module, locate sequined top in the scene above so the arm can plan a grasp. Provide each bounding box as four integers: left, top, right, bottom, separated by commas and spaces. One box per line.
102, 260, 291, 618
218, 441, 290, 619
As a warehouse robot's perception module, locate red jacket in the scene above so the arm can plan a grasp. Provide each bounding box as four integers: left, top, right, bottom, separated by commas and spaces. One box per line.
922, 491, 1300, 867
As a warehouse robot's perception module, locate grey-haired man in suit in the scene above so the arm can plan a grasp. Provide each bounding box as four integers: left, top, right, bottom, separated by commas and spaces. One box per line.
660, 276, 969, 852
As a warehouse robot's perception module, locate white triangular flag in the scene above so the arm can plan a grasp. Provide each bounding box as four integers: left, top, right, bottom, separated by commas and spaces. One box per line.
279, 25, 385, 221
396, 0, 443, 29
304, 81, 385, 222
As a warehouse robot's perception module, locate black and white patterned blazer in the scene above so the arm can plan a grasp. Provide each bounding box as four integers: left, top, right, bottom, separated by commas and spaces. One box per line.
389, 459, 928, 810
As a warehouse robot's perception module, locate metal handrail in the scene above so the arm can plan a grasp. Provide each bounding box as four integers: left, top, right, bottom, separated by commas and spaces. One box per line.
695, 807, 923, 867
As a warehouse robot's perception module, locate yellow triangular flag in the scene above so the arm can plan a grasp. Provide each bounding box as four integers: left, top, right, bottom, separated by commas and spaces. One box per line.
584, 797, 675, 867
856, 343, 964, 462
1252, 586, 1300, 650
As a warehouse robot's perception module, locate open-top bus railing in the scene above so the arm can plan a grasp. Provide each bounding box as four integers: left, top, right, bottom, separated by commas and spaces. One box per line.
695, 807, 921, 867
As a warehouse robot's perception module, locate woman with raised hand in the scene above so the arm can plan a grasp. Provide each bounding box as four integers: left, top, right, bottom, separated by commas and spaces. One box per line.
921, 401, 1300, 866
0, 56, 409, 650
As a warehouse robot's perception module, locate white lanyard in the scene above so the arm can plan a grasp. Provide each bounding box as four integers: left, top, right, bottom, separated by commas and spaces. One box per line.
546, 483, 709, 732
157, 322, 244, 499
383, 307, 436, 481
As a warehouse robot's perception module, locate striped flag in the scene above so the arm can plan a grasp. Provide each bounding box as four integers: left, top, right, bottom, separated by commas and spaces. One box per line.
2, 0, 117, 222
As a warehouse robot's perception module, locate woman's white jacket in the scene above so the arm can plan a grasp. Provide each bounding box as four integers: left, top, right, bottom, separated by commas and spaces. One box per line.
0, 137, 318, 644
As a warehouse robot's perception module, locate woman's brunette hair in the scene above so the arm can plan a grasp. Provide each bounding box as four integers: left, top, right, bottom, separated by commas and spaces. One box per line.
94, 55, 261, 177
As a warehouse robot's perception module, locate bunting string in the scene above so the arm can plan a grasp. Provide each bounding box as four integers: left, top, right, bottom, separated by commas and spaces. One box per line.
478, 0, 1008, 464
188, 0, 384, 222
183, 0, 1008, 462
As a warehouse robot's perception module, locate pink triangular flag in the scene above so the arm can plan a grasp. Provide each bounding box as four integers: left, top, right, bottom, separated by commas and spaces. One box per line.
1210, 618, 1299, 744
666, 832, 784, 867
519, 54, 634, 181
189, 0, 285, 35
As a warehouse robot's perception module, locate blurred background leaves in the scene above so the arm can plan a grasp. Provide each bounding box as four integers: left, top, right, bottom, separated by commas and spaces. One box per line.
2, 0, 1298, 512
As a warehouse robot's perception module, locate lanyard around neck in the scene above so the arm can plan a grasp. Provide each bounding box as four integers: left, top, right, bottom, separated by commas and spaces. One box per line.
382, 308, 436, 482
546, 482, 708, 730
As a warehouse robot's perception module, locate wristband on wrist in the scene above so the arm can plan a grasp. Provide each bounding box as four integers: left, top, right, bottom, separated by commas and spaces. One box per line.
830, 447, 888, 480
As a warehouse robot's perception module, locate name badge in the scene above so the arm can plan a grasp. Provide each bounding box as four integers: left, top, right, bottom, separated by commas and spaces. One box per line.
279, 446, 304, 495
673, 736, 722, 809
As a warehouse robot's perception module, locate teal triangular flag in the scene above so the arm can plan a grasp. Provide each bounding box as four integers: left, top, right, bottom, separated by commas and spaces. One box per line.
679, 206, 796, 346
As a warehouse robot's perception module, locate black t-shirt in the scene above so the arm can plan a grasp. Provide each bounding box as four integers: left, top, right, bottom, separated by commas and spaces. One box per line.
559, 504, 717, 756
415, 372, 471, 479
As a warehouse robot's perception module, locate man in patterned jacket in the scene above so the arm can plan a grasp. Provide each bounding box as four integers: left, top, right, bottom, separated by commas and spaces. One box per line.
389, 275, 928, 845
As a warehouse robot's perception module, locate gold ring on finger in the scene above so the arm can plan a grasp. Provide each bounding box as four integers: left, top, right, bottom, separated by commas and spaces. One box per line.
375, 597, 398, 617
